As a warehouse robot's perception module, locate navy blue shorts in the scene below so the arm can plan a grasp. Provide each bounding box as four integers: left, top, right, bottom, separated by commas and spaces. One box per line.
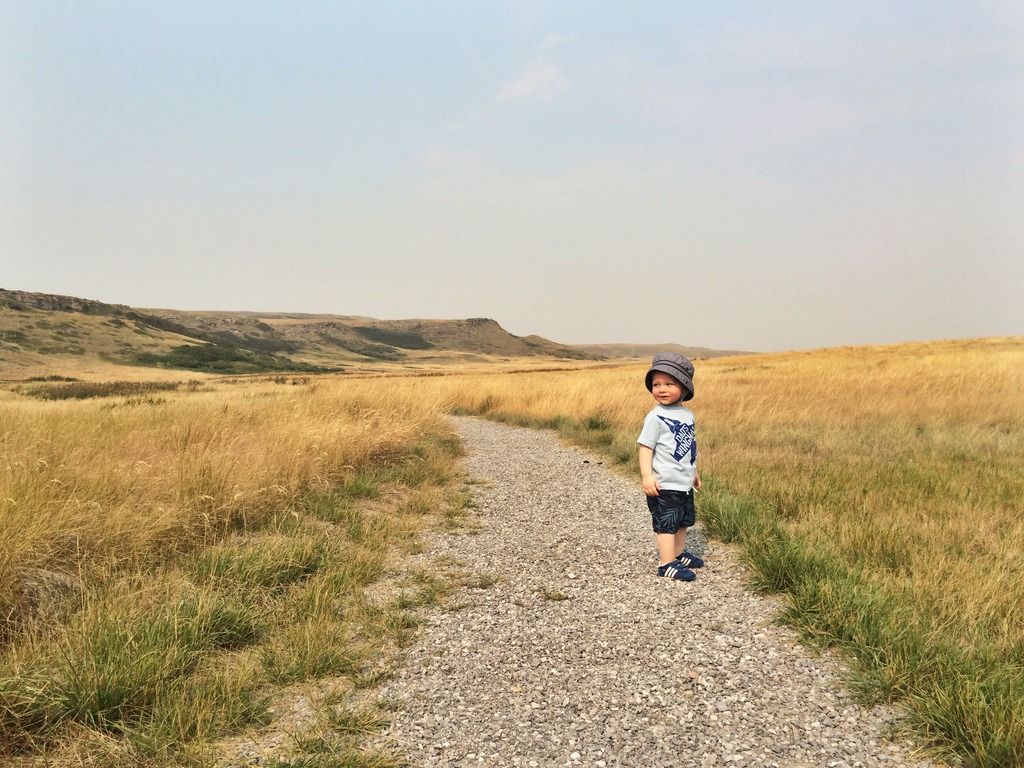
647, 489, 696, 534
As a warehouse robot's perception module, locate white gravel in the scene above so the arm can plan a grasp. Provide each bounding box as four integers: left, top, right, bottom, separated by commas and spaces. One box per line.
382, 416, 945, 768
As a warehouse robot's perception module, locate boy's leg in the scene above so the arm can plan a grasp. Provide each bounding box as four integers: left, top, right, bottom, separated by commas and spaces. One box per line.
673, 527, 687, 559
649, 492, 695, 579
656, 532, 678, 565
673, 526, 703, 568
672, 492, 703, 566
656, 527, 695, 581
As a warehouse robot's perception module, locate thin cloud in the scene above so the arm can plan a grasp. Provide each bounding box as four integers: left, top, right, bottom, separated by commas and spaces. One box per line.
497, 56, 569, 103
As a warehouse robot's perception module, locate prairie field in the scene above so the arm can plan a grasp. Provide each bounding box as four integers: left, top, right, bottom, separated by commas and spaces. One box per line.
402, 336, 1024, 767
0, 377, 468, 766
2, 336, 1022, 766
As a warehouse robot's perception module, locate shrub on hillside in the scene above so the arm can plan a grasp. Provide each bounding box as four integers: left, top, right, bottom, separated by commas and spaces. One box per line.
22, 381, 187, 400
133, 343, 327, 374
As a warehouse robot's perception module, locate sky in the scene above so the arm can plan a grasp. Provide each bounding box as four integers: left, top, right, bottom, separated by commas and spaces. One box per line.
2, 1, 1022, 352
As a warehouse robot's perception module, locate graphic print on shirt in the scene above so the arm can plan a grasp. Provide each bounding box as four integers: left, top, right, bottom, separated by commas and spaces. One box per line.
657, 416, 697, 465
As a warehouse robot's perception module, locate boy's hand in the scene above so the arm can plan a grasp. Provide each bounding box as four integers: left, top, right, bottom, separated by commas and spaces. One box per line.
641, 474, 660, 496
693, 472, 701, 491
637, 445, 659, 496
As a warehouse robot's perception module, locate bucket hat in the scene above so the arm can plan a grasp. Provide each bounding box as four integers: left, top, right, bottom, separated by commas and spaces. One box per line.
645, 352, 694, 402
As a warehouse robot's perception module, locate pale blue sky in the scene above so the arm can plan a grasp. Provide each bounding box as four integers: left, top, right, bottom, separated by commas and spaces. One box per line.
3, 2, 1022, 350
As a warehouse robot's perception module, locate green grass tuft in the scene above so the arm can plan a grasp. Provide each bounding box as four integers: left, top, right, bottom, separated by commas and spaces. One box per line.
0, 593, 263, 752
260, 619, 361, 685
340, 473, 380, 500
191, 535, 334, 593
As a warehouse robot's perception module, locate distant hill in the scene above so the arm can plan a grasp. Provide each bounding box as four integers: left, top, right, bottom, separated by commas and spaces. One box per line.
574, 343, 751, 359
0, 289, 747, 380
138, 307, 594, 362
0, 289, 602, 378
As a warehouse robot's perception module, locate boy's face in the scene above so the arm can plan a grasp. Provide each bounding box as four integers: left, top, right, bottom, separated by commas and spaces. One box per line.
650, 372, 684, 405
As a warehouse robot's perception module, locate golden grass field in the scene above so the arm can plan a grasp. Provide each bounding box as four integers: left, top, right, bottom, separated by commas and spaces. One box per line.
1, 381, 447, 603
0, 377, 468, 766
1, 335, 1022, 766
401, 335, 1024, 767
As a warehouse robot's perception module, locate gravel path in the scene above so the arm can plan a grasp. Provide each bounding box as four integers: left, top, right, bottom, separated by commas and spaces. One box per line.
383, 417, 941, 768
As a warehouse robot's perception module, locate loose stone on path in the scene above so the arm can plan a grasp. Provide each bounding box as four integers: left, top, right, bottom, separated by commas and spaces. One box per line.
382, 417, 943, 768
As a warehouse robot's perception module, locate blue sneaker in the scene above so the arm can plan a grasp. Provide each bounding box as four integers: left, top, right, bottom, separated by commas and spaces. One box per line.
674, 551, 704, 568
658, 561, 696, 581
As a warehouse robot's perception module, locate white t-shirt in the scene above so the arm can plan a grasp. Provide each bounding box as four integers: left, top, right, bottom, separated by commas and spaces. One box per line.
636, 404, 698, 491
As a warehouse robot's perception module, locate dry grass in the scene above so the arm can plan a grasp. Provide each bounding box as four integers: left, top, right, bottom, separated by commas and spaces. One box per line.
404, 336, 1024, 767
697, 339, 1024, 657
0, 376, 466, 765
407, 337, 1024, 640
0, 379, 448, 628
4, 337, 1021, 765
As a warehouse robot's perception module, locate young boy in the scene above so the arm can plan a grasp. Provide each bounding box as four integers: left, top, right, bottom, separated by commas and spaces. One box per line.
636, 352, 704, 581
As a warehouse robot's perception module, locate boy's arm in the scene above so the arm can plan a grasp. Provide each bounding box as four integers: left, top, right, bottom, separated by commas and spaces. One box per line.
638, 445, 659, 496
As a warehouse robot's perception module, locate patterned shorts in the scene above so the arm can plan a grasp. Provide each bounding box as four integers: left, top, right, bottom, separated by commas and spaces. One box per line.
646, 489, 696, 534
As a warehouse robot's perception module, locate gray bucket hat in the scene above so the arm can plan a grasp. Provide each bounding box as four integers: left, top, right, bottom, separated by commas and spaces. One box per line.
645, 351, 694, 402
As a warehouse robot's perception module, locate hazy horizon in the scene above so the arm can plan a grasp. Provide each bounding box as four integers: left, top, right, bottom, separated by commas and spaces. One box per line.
4, 2, 1022, 352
